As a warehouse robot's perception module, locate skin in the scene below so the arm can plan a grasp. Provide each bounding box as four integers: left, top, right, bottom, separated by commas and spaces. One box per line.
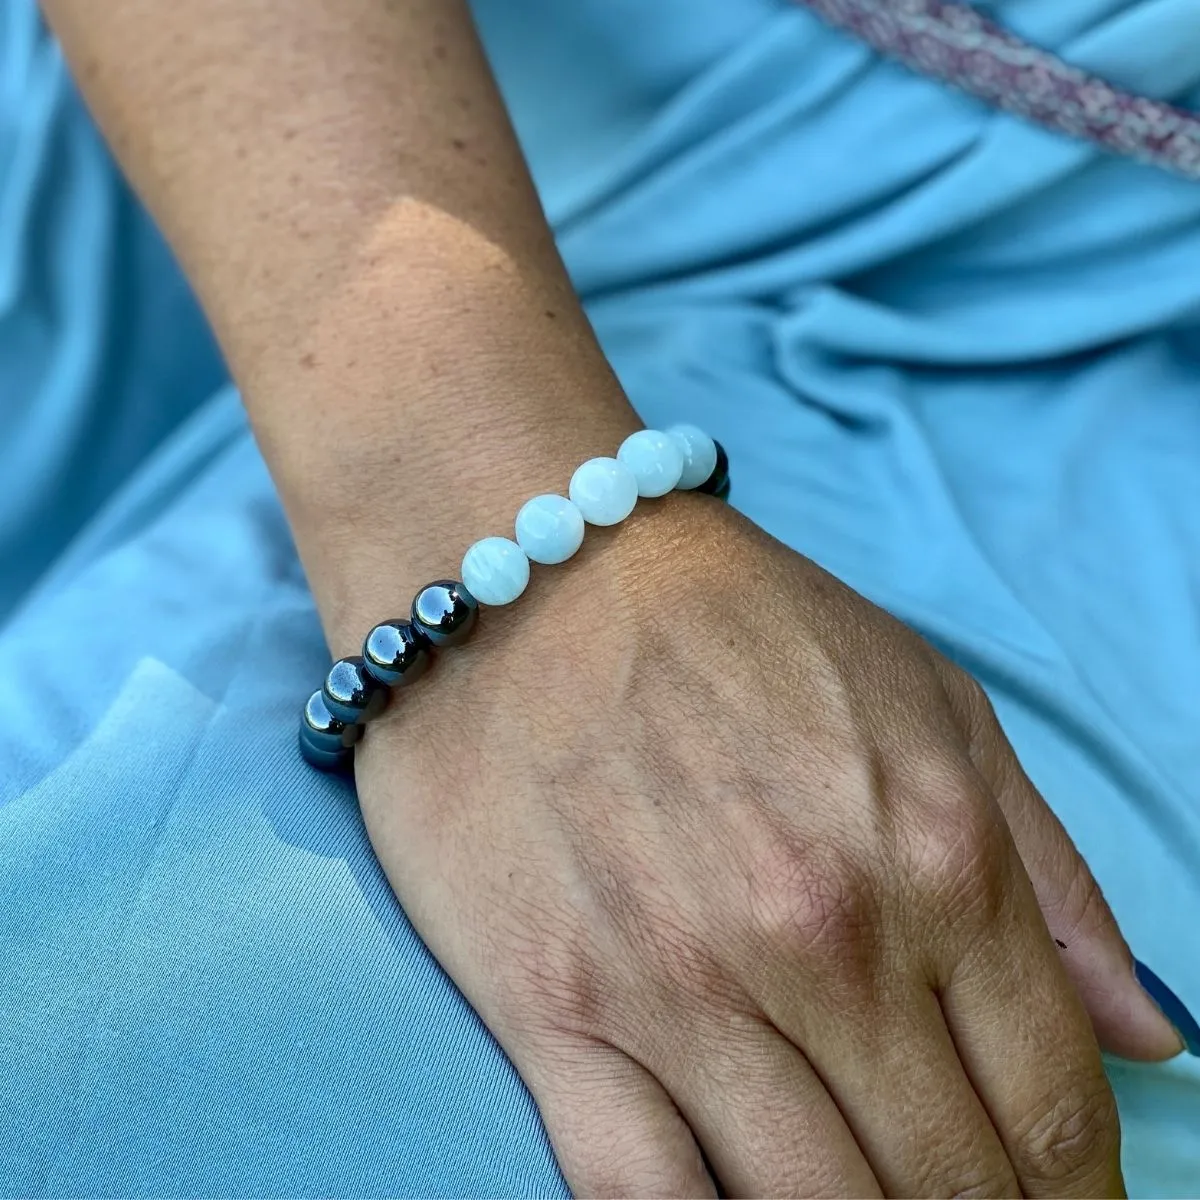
41, 1, 1185, 1194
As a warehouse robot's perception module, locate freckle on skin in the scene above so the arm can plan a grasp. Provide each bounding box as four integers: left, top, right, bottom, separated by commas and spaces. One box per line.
545, 309, 557, 320
433, 44, 447, 60
451, 137, 466, 151
283, 128, 297, 141
300, 352, 317, 369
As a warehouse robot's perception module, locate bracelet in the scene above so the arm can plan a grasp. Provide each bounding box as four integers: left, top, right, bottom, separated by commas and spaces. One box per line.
298, 424, 731, 772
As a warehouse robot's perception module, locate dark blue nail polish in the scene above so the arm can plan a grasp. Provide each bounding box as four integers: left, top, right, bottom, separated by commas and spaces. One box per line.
1135, 960, 1200, 1057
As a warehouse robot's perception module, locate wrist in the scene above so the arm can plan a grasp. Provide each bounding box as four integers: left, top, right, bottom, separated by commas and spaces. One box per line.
238, 224, 646, 643
297, 418, 744, 774
309, 455, 738, 664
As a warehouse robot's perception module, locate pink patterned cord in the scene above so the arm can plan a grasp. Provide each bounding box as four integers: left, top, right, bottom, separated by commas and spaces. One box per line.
794, 0, 1200, 179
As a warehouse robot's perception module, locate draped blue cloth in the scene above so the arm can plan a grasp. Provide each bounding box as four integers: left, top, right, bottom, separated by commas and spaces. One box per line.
1, 0, 1198, 1193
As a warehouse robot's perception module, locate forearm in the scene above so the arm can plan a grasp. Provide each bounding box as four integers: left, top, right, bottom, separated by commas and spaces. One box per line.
42, 0, 641, 645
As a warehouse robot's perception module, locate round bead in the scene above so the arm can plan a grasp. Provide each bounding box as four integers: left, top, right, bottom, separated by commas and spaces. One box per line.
568, 457, 639, 526
461, 537, 530, 606
695, 439, 730, 497
412, 580, 479, 647
363, 620, 431, 688
667, 424, 719, 490
302, 689, 364, 750
298, 735, 353, 772
322, 656, 389, 725
617, 429, 684, 498
299, 690, 360, 772
514, 494, 586, 565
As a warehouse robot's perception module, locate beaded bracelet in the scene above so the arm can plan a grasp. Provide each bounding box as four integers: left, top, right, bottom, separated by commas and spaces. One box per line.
299, 424, 731, 772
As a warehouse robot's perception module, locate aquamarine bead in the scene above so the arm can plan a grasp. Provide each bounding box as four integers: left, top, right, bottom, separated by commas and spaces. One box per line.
667, 424, 718, 490
617, 429, 685, 497
461, 537, 530, 606
514, 494, 585, 565
568, 457, 639, 526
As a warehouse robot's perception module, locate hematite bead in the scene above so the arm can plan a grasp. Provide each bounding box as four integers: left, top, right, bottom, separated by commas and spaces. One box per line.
696, 439, 730, 498
299, 734, 354, 772
302, 689, 364, 749
363, 620, 431, 687
299, 689, 361, 772
322, 656, 389, 725
412, 580, 478, 647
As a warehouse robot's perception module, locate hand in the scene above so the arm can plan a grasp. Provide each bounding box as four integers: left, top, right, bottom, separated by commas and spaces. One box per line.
353, 496, 1176, 1198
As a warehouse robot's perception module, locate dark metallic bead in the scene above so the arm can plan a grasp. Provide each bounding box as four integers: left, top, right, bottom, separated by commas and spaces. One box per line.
298, 729, 354, 773
302, 689, 364, 750
695, 439, 730, 497
299, 689, 360, 772
363, 620, 431, 688
322, 656, 389, 725
411, 580, 478, 647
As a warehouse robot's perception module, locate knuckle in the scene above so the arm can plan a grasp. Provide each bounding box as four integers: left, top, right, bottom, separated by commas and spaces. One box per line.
566, 1145, 699, 1199
748, 840, 879, 980
940, 1172, 1019, 1200
958, 671, 998, 727
908, 1136, 1016, 1198
1016, 1077, 1121, 1187
1049, 860, 1116, 945
902, 769, 1011, 925
942, 664, 1000, 741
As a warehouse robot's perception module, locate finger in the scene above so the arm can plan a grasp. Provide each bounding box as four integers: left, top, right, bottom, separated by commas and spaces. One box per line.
652, 1010, 882, 1198
952, 673, 1185, 1061
520, 1036, 716, 1198
938, 853, 1125, 1198
764, 980, 1020, 1198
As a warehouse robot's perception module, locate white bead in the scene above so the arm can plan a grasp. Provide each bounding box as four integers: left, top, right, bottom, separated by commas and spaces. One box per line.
568, 457, 639, 526
667, 424, 718, 490
617, 429, 685, 497
514, 494, 585, 565
461, 537, 530, 606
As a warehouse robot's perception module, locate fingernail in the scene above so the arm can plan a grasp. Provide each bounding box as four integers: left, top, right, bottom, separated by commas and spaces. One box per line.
1134, 960, 1200, 1057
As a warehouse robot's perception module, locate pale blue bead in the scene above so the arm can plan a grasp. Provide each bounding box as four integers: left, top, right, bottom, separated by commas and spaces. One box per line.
514, 494, 585, 565
668, 424, 718, 490
461, 537, 530, 606
617, 429, 685, 497
568, 457, 639, 526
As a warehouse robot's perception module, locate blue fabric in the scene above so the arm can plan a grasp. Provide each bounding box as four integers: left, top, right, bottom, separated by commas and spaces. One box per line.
1, 0, 1198, 1194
